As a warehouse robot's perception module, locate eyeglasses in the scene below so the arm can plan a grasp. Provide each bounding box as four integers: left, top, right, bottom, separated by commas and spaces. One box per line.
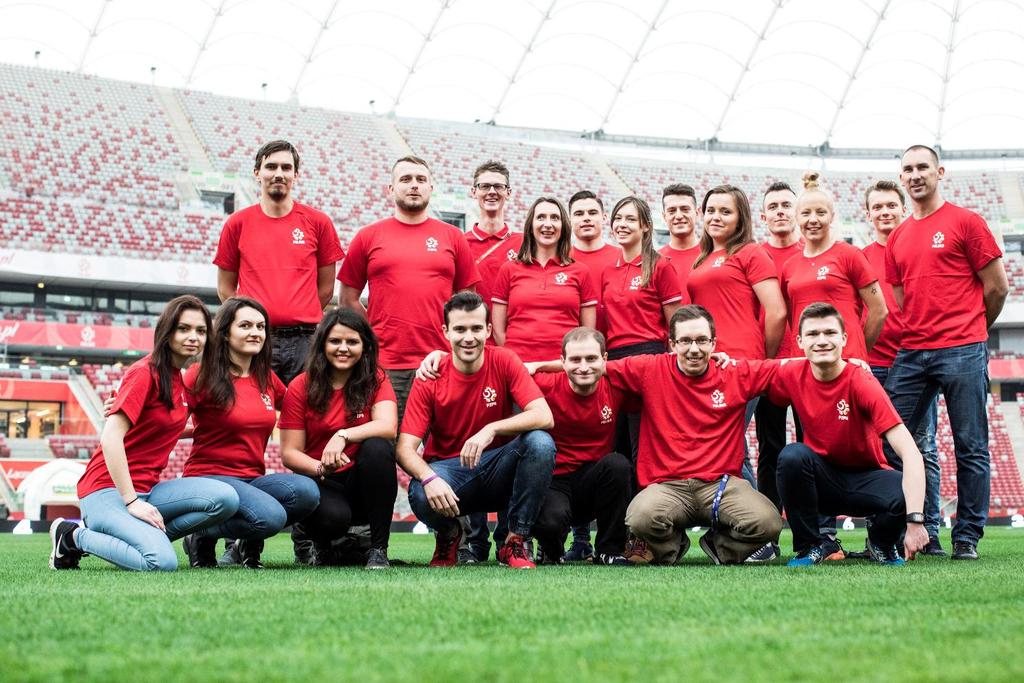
474, 183, 509, 192
673, 337, 714, 348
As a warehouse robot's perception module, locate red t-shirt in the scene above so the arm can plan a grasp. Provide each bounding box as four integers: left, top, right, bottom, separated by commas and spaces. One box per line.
768, 361, 901, 471
862, 241, 903, 367
658, 244, 700, 303
533, 372, 621, 476
338, 216, 482, 369
572, 244, 623, 335
77, 357, 189, 498
780, 241, 877, 360
213, 203, 344, 326
601, 255, 682, 350
182, 365, 287, 478
465, 224, 523, 308
278, 370, 396, 473
605, 355, 777, 486
687, 243, 778, 360
401, 347, 544, 461
761, 241, 804, 358
491, 259, 598, 362
885, 202, 1002, 350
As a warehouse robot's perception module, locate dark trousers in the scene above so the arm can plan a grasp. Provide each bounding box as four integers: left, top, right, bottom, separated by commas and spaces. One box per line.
385, 368, 416, 427
607, 340, 666, 489
532, 453, 632, 558
301, 438, 398, 550
271, 332, 314, 387
754, 398, 803, 511
777, 443, 905, 554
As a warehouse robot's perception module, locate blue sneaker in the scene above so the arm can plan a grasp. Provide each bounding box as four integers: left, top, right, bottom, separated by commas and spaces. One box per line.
878, 544, 905, 566
562, 539, 595, 563
787, 544, 827, 567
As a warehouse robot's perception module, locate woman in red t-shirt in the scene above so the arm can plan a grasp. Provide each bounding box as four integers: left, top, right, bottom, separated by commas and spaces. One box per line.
279, 308, 398, 569
491, 197, 598, 362
180, 297, 321, 569
49, 296, 240, 572
780, 172, 887, 360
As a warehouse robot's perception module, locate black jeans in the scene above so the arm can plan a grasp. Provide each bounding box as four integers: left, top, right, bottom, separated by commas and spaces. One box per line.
271, 331, 314, 386
302, 438, 398, 550
385, 368, 416, 427
532, 453, 632, 557
754, 398, 803, 511
777, 443, 905, 554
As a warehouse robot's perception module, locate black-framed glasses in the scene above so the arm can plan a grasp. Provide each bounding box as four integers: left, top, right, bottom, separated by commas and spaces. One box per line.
474, 183, 508, 192
673, 337, 714, 348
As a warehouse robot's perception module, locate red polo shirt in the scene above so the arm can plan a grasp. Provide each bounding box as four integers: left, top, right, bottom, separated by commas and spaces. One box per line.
338, 216, 481, 369
401, 347, 544, 461
761, 241, 804, 358
465, 224, 523, 309
278, 370, 396, 472
534, 372, 621, 476
885, 202, 1002, 350
182, 365, 287, 479
571, 244, 622, 334
687, 243, 777, 359
768, 361, 901, 471
601, 255, 682, 350
658, 244, 700, 303
862, 241, 903, 367
78, 357, 189, 498
213, 202, 344, 326
781, 241, 877, 360
491, 259, 598, 362
605, 355, 778, 485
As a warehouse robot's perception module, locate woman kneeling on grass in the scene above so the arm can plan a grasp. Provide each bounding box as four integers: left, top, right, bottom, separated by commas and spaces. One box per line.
50, 296, 240, 572
179, 297, 321, 569
279, 308, 398, 569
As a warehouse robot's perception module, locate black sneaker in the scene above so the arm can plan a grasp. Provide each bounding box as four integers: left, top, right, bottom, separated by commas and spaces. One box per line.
49, 518, 83, 570
787, 544, 827, 567
562, 539, 595, 562
183, 534, 218, 568
595, 553, 631, 566
744, 542, 779, 563
923, 537, 948, 557
698, 531, 721, 565
310, 543, 337, 567
217, 539, 241, 567
365, 547, 390, 570
878, 544, 906, 566
951, 541, 979, 561
457, 547, 478, 564
821, 536, 846, 561
237, 539, 265, 569
291, 524, 315, 565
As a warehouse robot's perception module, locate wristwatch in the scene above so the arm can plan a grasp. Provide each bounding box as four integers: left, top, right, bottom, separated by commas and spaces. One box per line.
906, 512, 925, 524
336, 429, 349, 441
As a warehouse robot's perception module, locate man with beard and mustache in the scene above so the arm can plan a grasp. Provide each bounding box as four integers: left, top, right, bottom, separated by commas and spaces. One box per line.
338, 156, 481, 422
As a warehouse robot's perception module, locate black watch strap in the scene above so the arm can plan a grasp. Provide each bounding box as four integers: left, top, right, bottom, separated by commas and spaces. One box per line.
906, 512, 925, 524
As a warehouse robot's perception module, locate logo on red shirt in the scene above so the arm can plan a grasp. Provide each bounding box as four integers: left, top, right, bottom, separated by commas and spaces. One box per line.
712, 256, 726, 268
482, 386, 497, 408
507, 249, 517, 261
260, 393, 274, 411
711, 389, 726, 409
932, 232, 945, 249
426, 237, 439, 252
816, 266, 830, 280
629, 275, 642, 290
837, 399, 850, 421
554, 272, 568, 285
291, 228, 305, 245
600, 405, 613, 423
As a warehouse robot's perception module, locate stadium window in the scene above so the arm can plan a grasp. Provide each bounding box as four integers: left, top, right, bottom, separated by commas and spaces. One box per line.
0, 289, 35, 306
439, 212, 466, 231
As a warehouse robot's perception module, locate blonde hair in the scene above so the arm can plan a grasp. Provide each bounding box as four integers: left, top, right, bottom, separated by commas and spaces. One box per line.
797, 171, 835, 213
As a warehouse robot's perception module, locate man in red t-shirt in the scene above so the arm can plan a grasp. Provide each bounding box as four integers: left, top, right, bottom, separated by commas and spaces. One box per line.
884, 145, 1008, 561
465, 160, 523, 308
612, 305, 783, 565
754, 181, 804, 510
397, 292, 555, 569
658, 184, 701, 297
214, 140, 344, 386
530, 327, 632, 565
862, 180, 943, 557
338, 156, 482, 422
569, 191, 620, 331
772, 303, 929, 566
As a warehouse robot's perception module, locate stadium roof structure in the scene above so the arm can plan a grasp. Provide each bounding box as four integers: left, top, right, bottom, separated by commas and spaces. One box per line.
3, 0, 1024, 153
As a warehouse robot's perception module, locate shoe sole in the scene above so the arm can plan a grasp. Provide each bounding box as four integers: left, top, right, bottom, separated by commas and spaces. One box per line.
48, 517, 65, 570
698, 536, 721, 565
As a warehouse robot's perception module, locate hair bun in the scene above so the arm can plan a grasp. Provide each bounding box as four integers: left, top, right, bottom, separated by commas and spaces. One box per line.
802, 171, 820, 190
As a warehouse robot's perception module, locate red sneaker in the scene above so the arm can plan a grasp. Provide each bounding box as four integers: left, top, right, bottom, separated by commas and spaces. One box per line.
429, 526, 462, 567
497, 534, 536, 569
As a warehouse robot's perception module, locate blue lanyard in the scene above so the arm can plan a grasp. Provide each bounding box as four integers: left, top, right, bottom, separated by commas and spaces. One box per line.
710, 474, 730, 533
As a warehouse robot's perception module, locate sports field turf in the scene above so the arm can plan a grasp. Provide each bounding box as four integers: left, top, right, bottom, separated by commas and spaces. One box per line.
3, 528, 1023, 682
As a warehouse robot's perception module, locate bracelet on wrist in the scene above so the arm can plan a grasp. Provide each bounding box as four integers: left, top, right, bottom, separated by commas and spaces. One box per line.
124, 496, 138, 507
421, 473, 440, 487
315, 462, 325, 481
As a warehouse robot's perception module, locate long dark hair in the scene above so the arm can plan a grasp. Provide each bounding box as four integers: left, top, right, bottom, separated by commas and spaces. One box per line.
305, 308, 382, 418
610, 196, 660, 287
195, 297, 273, 409
149, 295, 211, 410
693, 185, 754, 268
518, 196, 573, 266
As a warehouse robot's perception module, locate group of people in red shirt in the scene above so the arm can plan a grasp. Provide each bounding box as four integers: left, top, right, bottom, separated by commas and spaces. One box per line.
48, 141, 1008, 572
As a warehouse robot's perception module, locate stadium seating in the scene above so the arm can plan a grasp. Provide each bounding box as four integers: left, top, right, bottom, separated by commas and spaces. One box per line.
1003, 253, 1024, 301
82, 364, 126, 400
47, 435, 98, 460
0, 306, 157, 328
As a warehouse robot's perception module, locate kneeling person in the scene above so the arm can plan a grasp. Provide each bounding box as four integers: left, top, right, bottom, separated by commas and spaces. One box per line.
771, 303, 929, 566
615, 305, 783, 564
531, 328, 632, 565
399, 292, 556, 569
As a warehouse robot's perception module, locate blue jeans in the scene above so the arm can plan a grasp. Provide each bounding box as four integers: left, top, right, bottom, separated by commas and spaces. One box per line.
77, 478, 239, 571
408, 431, 556, 538
872, 365, 941, 538
200, 473, 320, 540
883, 342, 990, 544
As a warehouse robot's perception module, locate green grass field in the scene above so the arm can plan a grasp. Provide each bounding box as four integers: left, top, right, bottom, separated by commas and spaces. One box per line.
3, 528, 1024, 682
